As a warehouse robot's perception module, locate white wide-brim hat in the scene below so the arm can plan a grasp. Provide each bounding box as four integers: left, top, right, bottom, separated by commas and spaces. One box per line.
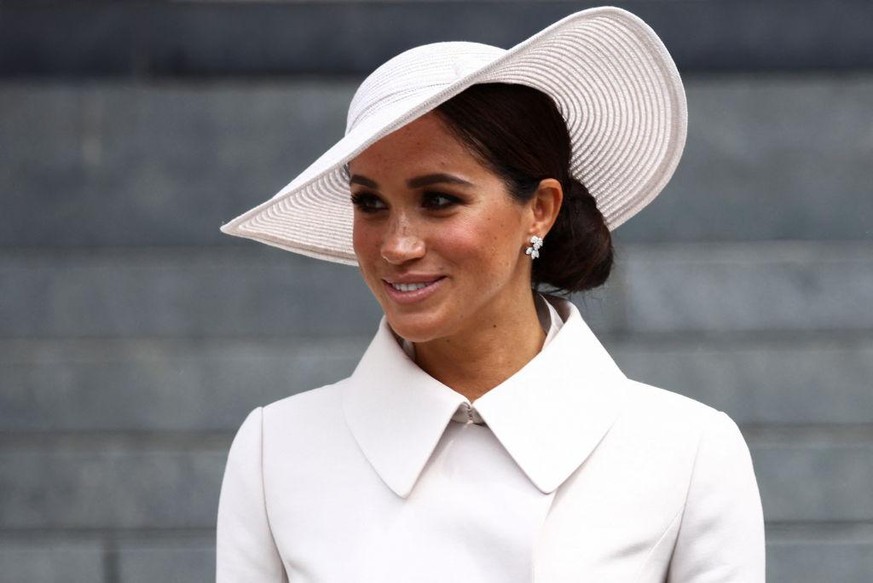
221, 6, 687, 265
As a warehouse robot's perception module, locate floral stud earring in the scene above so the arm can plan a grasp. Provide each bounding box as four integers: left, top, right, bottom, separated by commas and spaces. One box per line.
525, 235, 543, 259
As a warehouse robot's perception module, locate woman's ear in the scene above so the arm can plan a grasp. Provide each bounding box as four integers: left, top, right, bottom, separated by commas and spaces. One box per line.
529, 178, 563, 237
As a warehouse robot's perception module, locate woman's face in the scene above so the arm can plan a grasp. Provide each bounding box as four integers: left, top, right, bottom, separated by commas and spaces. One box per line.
348, 112, 537, 344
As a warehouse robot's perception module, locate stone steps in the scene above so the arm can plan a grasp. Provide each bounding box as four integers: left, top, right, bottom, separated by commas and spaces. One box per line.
3, 535, 872, 583
3, 241, 872, 583
2, 75, 872, 246
1, 439, 871, 527
2, 9, 872, 579
2, 335, 872, 432
3, 243, 871, 338
3, 1, 873, 77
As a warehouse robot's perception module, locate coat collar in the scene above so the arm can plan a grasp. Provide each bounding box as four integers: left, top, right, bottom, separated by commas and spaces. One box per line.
342, 297, 628, 498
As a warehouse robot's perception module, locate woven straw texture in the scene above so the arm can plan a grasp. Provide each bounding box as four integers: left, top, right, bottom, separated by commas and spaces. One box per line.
221, 7, 687, 265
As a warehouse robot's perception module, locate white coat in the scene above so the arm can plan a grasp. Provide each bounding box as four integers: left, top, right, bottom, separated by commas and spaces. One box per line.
216, 297, 765, 582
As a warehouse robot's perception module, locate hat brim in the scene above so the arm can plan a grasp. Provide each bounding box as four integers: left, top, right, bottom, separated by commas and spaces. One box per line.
220, 6, 687, 266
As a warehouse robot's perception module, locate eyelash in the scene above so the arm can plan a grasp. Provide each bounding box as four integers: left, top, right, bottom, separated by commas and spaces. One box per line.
350, 192, 385, 213
350, 191, 462, 213
421, 191, 462, 210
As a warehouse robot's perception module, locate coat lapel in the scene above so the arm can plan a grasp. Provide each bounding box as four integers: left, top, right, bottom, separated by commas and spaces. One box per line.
342, 319, 467, 498
342, 298, 627, 498
475, 298, 628, 493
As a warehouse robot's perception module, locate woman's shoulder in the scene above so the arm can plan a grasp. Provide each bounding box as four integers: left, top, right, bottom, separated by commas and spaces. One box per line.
227, 378, 359, 462
259, 377, 353, 423
610, 378, 751, 465
623, 378, 722, 419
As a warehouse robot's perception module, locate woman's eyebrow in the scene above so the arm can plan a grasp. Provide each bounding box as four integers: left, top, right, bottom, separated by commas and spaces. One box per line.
349, 174, 379, 188
407, 174, 474, 189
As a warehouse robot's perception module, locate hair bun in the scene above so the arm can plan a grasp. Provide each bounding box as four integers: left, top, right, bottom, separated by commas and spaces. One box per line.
532, 177, 614, 293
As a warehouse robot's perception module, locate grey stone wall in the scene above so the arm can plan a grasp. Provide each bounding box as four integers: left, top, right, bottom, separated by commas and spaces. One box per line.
2, 2, 873, 582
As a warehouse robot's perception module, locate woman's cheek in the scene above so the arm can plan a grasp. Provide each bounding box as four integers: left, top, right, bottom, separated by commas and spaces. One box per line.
353, 218, 380, 252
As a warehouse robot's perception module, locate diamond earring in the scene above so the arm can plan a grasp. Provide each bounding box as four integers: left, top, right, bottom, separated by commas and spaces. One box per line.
525, 235, 543, 259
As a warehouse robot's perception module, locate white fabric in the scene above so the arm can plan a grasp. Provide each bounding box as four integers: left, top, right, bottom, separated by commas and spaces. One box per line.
217, 297, 765, 582
219, 7, 688, 264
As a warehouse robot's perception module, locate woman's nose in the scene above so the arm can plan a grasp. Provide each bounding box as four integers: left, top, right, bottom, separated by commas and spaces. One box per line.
380, 221, 426, 264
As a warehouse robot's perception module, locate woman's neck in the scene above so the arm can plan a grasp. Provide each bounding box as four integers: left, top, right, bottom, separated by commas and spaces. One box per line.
412, 293, 546, 402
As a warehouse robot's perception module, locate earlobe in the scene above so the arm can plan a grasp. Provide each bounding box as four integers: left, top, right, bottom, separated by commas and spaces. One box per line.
530, 178, 564, 237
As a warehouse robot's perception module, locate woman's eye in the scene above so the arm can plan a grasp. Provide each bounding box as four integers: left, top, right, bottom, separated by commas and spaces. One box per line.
350, 192, 386, 213
422, 192, 460, 210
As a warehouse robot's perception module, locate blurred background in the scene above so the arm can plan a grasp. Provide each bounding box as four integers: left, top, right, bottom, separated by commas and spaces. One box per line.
1, 1, 872, 581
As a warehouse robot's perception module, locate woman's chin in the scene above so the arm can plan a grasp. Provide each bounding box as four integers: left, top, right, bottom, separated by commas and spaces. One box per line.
385, 312, 452, 345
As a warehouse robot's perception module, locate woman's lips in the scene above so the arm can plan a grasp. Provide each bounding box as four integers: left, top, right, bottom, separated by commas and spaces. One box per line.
382, 276, 445, 304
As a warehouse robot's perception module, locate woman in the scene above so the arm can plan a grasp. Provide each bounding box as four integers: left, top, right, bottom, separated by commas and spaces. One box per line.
217, 7, 765, 582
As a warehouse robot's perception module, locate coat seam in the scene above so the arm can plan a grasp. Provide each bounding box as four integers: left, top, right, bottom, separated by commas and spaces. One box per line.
258, 406, 290, 582
632, 503, 684, 582
662, 410, 719, 581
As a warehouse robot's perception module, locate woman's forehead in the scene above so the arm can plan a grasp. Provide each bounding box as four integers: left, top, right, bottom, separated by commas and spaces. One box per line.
348, 114, 476, 174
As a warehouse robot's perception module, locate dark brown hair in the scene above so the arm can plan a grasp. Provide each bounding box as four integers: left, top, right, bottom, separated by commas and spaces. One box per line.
434, 83, 613, 293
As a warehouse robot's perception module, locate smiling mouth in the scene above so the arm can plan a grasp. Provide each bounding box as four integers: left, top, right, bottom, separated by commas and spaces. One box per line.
390, 281, 433, 292
384, 277, 444, 293
381, 277, 445, 305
